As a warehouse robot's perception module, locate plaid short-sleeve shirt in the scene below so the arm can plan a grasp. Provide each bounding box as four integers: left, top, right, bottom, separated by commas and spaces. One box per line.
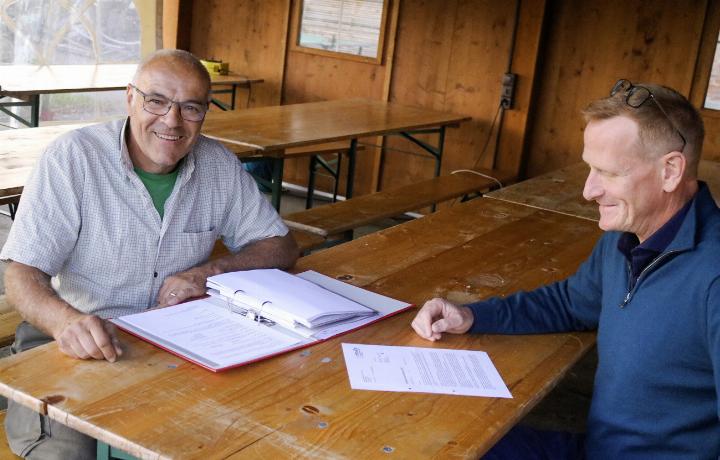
1, 119, 288, 318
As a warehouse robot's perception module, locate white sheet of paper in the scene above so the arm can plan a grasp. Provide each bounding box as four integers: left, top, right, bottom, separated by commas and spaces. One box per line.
341, 343, 512, 398
207, 269, 375, 328
113, 298, 301, 369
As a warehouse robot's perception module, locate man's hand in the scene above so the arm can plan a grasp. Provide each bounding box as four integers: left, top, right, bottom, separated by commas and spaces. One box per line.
5, 261, 122, 362
157, 267, 211, 307
55, 314, 122, 362
411, 297, 474, 341
156, 233, 299, 307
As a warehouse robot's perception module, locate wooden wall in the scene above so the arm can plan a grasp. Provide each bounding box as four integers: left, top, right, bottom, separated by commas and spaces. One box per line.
281, 0, 399, 194
690, 0, 720, 162
186, 0, 290, 108
380, 0, 514, 190
381, 0, 544, 190
180, 0, 720, 190
161, 0, 179, 49
180, 0, 545, 195
279, 0, 545, 194
523, 0, 710, 177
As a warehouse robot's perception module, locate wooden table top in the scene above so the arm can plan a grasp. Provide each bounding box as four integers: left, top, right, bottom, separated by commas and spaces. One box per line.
0, 123, 258, 198
0, 197, 600, 459
201, 98, 472, 152
486, 161, 720, 221
0, 123, 94, 198
0, 64, 262, 97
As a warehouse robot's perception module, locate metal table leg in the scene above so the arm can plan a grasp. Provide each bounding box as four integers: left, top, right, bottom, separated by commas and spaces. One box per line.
0, 94, 39, 127
270, 157, 284, 211
399, 125, 446, 177
346, 138, 358, 199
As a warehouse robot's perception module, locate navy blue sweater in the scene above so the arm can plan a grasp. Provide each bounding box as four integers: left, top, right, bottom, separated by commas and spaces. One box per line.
468, 183, 720, 459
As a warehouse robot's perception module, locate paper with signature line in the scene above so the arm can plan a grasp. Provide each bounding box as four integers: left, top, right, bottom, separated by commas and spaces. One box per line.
341, 343, 512, 398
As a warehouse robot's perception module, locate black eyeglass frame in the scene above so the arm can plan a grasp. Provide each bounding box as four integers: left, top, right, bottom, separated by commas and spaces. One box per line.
610, 79, 687, 152
128, 83, 209, 122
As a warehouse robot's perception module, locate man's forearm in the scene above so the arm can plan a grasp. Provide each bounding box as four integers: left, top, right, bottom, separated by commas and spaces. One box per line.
157, 233, 300, 307
201, 233, 299, 277
5, 261, 82, 339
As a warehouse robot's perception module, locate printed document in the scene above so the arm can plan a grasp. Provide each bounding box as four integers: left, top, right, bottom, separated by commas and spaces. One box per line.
341, 343, 512, 398
112, 271, 413, 372
114, 298, 301, 370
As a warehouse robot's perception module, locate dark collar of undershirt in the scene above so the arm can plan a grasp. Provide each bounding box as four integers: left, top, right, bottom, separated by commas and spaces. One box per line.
617, 196, 695, 288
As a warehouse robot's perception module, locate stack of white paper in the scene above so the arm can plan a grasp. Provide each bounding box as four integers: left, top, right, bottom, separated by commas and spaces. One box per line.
207, 269, 377, 328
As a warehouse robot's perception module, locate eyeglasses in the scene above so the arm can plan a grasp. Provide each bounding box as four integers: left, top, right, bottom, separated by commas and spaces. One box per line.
610, 79, 686, 152
129, 84, 208, 122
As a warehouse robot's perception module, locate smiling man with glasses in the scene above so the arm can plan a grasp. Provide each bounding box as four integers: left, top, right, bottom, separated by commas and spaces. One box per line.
412, 81, 719, 459
1, 49, 298, 459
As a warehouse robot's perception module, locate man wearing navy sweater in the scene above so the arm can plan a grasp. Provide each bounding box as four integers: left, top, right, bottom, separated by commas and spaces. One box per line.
412, 80, 718, 460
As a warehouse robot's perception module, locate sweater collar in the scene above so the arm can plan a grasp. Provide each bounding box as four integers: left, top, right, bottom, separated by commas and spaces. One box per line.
664, 181, 714, 253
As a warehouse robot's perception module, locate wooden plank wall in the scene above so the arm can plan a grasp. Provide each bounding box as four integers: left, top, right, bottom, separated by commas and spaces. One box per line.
281, 0, 399, 194
180, 0, 720, 189
690, 0, 720, 162
381, 0, 544, 190
280, 0, 545, 194
523, 0, 709, 177
161, 0, 179, 49
186, 0, 291, 108
179, 0, 546, 194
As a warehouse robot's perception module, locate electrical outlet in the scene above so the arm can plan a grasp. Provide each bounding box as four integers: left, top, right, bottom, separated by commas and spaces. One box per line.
500, 73, 517, 109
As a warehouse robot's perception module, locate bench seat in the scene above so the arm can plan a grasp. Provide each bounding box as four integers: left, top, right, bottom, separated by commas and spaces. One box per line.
0, 296, 22, 348
283, 169, 516, 237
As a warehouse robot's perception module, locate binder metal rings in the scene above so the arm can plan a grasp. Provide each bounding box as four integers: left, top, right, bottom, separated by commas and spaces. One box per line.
225, 289, 275, 326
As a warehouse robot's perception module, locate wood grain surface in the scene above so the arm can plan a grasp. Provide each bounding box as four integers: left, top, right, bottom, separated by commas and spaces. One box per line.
283, 169, 515, 236
486, 161, 720, 220
201, 98, 470, 152
0, 123, 94, 198
0, 197, 600, 459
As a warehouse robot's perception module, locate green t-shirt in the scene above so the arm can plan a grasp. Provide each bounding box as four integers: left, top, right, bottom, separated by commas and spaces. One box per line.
134, 167, 179, 219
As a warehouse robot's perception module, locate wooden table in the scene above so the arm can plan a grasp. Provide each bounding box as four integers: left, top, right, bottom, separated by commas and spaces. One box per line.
0, 197, 600, 459
202, 98, 472, 209
0, 64, 263, 127
486, 161, 720, 220
0, 124, 94, 199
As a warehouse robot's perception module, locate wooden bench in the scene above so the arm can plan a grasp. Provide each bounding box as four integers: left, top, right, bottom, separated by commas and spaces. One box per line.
0, 296, 22, 349
282, 169, 516, 237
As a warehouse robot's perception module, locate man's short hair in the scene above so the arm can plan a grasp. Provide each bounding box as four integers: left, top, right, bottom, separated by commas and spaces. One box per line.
132, 49, 211, 98
583, 82, 704, 176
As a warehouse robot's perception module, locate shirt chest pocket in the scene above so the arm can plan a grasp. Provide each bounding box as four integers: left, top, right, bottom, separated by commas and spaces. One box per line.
161, 229, 217, 273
